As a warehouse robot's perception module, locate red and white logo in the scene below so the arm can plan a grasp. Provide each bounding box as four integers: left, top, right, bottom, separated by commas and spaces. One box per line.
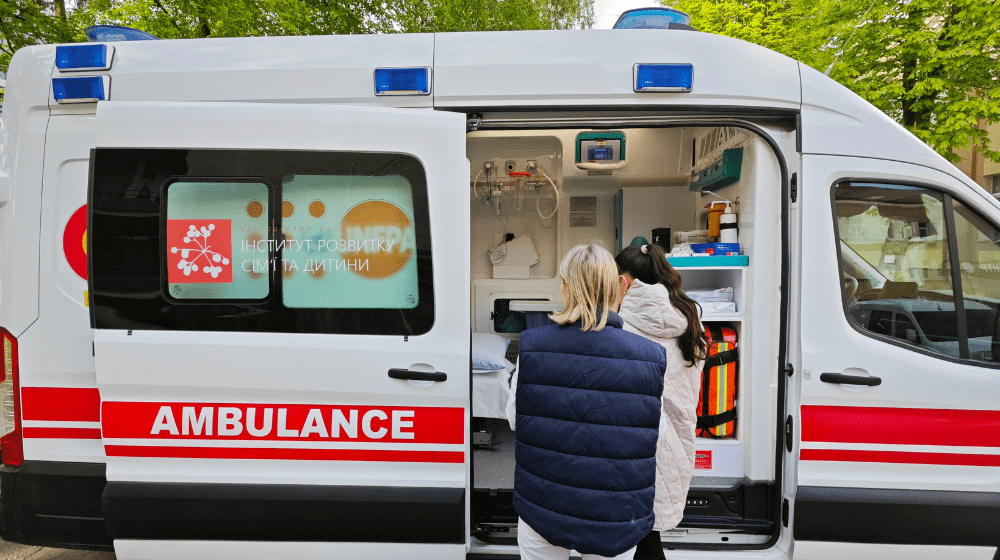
167, 220, 232, 283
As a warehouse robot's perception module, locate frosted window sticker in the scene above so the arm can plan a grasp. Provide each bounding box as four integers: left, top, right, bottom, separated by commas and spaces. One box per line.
280, 175, 418, 309
166, 181, 270, 300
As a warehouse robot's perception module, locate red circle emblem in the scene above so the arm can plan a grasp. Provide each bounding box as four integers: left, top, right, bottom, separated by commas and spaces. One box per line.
63, 205, 88, 280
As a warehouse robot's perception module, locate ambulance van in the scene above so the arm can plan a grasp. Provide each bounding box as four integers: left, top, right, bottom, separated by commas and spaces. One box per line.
0, 17, 999, 560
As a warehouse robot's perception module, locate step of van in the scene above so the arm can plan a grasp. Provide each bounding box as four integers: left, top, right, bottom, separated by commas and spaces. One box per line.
471, 482, 774, 542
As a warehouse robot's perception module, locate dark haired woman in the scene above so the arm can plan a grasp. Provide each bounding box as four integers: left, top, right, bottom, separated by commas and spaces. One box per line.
615, 243, 709, 560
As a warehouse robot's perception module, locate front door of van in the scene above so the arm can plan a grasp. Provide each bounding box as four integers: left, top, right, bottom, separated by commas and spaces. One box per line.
795, 154, 1000, 554
89, 102, 470, 559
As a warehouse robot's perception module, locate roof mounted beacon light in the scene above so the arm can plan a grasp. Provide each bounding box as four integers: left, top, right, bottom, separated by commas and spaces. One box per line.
84, 25, 159, 42
613, 7, 694, 30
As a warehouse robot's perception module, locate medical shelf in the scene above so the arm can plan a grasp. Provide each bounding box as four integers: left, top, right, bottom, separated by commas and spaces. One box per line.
678, 266, 745, 317
701, 314, 743, 323
679, 258, 746, 480
667, 255, 749, 267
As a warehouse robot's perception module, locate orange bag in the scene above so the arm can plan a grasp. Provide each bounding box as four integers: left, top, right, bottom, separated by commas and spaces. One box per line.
696, 325, 738, 438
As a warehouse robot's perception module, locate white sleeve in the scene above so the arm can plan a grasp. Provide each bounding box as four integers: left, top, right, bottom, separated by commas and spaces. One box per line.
505, 359, 519, 431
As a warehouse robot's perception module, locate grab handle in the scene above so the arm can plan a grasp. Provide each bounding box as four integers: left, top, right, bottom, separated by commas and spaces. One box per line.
388, 368, 447, 382
820, 372, 881, 386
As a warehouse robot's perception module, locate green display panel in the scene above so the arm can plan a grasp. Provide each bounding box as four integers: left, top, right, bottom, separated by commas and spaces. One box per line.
165, 181, 271, 301
280, 175, 419, 310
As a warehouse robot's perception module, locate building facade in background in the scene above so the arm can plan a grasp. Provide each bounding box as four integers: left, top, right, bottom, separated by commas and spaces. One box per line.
955, 122, 1000, 195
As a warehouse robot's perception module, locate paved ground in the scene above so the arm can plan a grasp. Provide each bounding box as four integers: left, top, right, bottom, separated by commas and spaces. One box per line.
0, 541, 114, 560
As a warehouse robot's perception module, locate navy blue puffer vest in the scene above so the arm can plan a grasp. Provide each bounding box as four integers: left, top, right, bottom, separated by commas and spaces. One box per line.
514, 311, 666, 557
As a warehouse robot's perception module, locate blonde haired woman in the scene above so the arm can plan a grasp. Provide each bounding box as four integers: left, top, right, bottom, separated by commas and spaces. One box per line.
505, 243, 667, 560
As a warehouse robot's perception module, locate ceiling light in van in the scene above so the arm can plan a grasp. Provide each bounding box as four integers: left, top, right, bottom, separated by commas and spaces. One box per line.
374, 68, 431, 96
633, 64, 693, 93
55, 44, 113, 72
52, 76, 110, 104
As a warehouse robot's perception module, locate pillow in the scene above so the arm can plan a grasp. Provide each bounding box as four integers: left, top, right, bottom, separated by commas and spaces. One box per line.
473, 358, 515, 375
472, 333, 510, 372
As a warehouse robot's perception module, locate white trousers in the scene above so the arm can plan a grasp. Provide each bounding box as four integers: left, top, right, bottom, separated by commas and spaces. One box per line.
517, 518, 637, 560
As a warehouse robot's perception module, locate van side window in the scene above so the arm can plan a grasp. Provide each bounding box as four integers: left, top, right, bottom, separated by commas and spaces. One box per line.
835, 182, 1000, 364
950, 199, 1000, 362
835, 183, 959, 359
90, 149, 434, 335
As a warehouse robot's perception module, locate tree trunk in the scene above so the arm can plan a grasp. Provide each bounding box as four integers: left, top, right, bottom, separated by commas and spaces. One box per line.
900, 3, 934, 131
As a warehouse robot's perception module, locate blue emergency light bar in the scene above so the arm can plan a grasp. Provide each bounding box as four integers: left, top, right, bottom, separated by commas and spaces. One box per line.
55, 44, 112, 72
614, 8, 691, 29
374, 68, 431, 96
634, 64, 694, 93
53, 76, 110, 104
84, 25, 159, 42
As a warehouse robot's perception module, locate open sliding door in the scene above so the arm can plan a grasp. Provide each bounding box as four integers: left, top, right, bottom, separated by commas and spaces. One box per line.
89, 101, 470, 560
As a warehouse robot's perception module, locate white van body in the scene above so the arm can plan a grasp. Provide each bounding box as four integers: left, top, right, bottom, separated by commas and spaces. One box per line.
0, 28, 998, 560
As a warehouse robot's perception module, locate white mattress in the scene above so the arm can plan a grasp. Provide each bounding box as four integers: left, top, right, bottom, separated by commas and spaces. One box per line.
472, 368, 512, 420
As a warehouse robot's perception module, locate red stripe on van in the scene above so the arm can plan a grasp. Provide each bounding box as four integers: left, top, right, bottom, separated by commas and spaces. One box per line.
21, 387, 101, 423
102, 401, 465, 444
103, 445, 464, 463
800, 405, 1000, 448
22, 427, 102, 440
800, 448, 1000, 467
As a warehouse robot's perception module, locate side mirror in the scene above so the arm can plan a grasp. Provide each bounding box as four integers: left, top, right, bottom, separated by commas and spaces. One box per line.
905, 329, 918, 344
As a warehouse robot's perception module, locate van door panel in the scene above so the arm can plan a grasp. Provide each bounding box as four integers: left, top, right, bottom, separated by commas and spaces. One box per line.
89, 102, 469, 556
21, 115, 104, 464
795, 154, 1000, 546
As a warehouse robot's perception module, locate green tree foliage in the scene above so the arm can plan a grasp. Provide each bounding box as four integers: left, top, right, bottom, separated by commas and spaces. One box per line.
661, 0, 813, 63
818, 0, 1000, 163
1, 0, 75, 71
4, 0, 592, 44
396, 0, 594, 32
664, 0, 1000, 164
69, 0, 386, 39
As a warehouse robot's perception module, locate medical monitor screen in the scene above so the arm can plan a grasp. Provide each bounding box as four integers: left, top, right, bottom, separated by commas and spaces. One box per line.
588, 146, 614, 160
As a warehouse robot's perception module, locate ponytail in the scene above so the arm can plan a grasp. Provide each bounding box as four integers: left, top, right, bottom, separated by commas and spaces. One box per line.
615, 244, 709, 366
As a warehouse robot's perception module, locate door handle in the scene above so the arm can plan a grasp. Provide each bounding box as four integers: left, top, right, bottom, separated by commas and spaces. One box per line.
388, 368, 447, 382
820, 373, 882, 386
